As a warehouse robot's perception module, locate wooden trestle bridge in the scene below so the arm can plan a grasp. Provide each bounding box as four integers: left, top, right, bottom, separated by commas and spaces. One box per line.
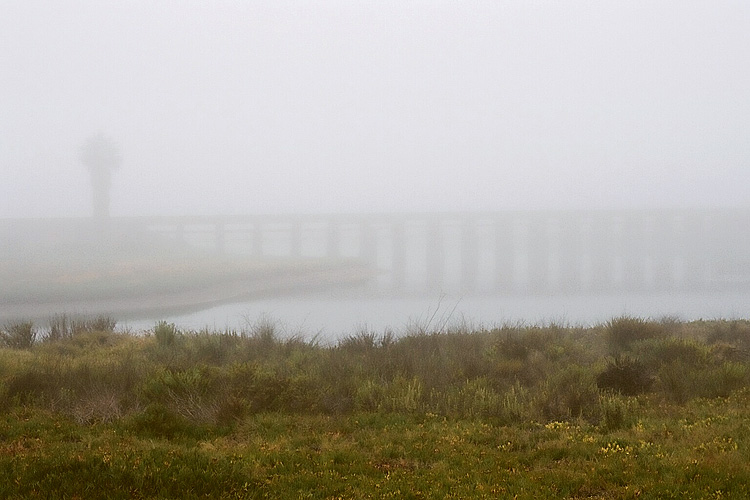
113, 209, 750, 295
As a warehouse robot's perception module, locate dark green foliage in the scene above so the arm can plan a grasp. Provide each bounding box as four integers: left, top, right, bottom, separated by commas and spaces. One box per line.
1, 321, 37, 349
4, 369, 52, 404
598, 393, 638, 431
124, 403, 207, 439
635, 337, 711, 368
338, 328, 395, 352
707, 319, 750, 345
596, 356, 654, 396
1, 317, 749, 428
153, 321, 180, 347
86, 314, 118, 333
658, 359, 750, 403
46, 314, 117, 342
606, 316, 665, 353
536, 365, 600, 423
1, 318, 750, 498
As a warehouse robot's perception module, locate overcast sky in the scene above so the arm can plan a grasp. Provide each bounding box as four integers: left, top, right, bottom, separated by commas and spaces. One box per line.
2, 0, 749, 217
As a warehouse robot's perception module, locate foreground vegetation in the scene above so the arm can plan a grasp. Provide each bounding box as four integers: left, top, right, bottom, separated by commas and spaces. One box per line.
1, 315, 750, 498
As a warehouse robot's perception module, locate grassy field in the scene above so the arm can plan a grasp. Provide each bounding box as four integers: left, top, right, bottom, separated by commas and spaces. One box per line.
1, 316, 750, 498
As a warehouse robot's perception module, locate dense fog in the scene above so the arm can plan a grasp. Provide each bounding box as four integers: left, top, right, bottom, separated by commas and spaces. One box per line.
2, 1, 749, 218
3, 1, 750, 330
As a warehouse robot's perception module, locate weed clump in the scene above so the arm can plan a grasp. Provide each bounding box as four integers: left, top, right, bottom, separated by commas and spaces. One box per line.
1, 321, 37, 349
598, 393, 639, 431
536, 365, 600, 423
596, 356, 654, 396
46, 314, 117, 342
606, 316, 665, 353
153, 321, 180, 347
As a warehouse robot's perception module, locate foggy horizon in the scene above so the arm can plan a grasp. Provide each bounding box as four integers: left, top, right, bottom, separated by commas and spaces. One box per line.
2, 1, 749, 219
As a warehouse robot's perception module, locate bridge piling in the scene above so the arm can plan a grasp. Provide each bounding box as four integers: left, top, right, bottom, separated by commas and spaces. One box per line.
120, 209, 750, 296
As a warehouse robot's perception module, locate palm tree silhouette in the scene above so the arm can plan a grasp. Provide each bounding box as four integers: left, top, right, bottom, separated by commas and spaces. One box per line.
79, 133, 121, 219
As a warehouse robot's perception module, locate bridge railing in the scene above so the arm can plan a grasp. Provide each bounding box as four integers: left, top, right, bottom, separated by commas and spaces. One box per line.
107, 209, 750, 295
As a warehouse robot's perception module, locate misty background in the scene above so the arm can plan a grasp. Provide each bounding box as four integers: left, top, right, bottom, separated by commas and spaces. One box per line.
2, 0, 749, 218
3, 1, 750, 335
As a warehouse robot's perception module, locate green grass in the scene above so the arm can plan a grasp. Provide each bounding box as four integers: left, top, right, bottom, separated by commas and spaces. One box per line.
1, 316, 750, 498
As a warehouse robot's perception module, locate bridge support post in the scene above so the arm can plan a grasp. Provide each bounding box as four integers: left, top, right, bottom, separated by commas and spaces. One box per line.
215, 222, 225, 255
527, 215, 550, 293
251, 222, 263, 257
359, 222, 377, 265
558, 215, 583, 292
494, 216, 514, 292
391, 222, 406, 291
461, 218, 478, 293
327, 222, 341, 259
426, 220, 443, 291
290, 221, 302, 258
589, 214, 615, 292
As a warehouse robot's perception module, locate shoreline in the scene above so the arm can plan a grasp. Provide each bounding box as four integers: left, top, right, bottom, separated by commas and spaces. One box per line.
0, 263, 375, 322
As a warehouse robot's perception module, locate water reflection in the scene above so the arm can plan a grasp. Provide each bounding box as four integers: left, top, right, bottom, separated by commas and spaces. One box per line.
122, 290, 750, 342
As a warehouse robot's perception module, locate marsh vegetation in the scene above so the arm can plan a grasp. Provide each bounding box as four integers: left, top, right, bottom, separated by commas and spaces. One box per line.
1, 315, 750, 497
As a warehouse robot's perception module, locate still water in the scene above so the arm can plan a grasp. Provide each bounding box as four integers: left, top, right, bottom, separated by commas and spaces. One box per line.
122, 289, 750, 342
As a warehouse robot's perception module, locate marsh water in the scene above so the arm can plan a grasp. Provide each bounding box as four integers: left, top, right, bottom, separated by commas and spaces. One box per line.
121, 289, 750, 342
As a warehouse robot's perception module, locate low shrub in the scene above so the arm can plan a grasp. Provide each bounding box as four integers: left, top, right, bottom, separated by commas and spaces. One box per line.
188, 330, 242, 365
498, 381, 533, 424
635, 337, 711, 369
142, 366, 219, 424
598, 392, 639, 431
1, 321, 37, 349
606, 316, 664, 353
432, 377, 502, 418
153, 321, 180, 347
707, 320, 750, 347
69, 385, 125, 424
377, 375, 424, 413
46, 314, 117, 342
596, 356, 654, 396
699, 362, 749, 399
656, 359, 748, 403
535, 365, 600, 423
124, 403, 205, 439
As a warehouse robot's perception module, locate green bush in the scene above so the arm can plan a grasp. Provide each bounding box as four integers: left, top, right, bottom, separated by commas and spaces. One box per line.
46, 314, 117, 342
153, 321, 180, 347
656, 359, 748, 403
432, 377, 502, 418
379, 375, 424, 413
635, 337, 711, 369
699, 362, 749, 399
188, 330, 241, 365
124, 403, 203, 439
4, 369, 52, 405
142, 366, 219, 424
535, 365, 600, 423
596, 356, 654, 396
499, 381, 533, 424
225, 362, 286, 413
706, 320, 750, 347
598, 393, 639, 431
1, 321, 37, 349
658, 360, 695, 404
354, 379, 386, 412
606, 316, 664, 353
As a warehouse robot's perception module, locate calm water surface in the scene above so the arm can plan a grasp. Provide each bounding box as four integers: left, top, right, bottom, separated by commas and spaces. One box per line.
122, 290, 750, 342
